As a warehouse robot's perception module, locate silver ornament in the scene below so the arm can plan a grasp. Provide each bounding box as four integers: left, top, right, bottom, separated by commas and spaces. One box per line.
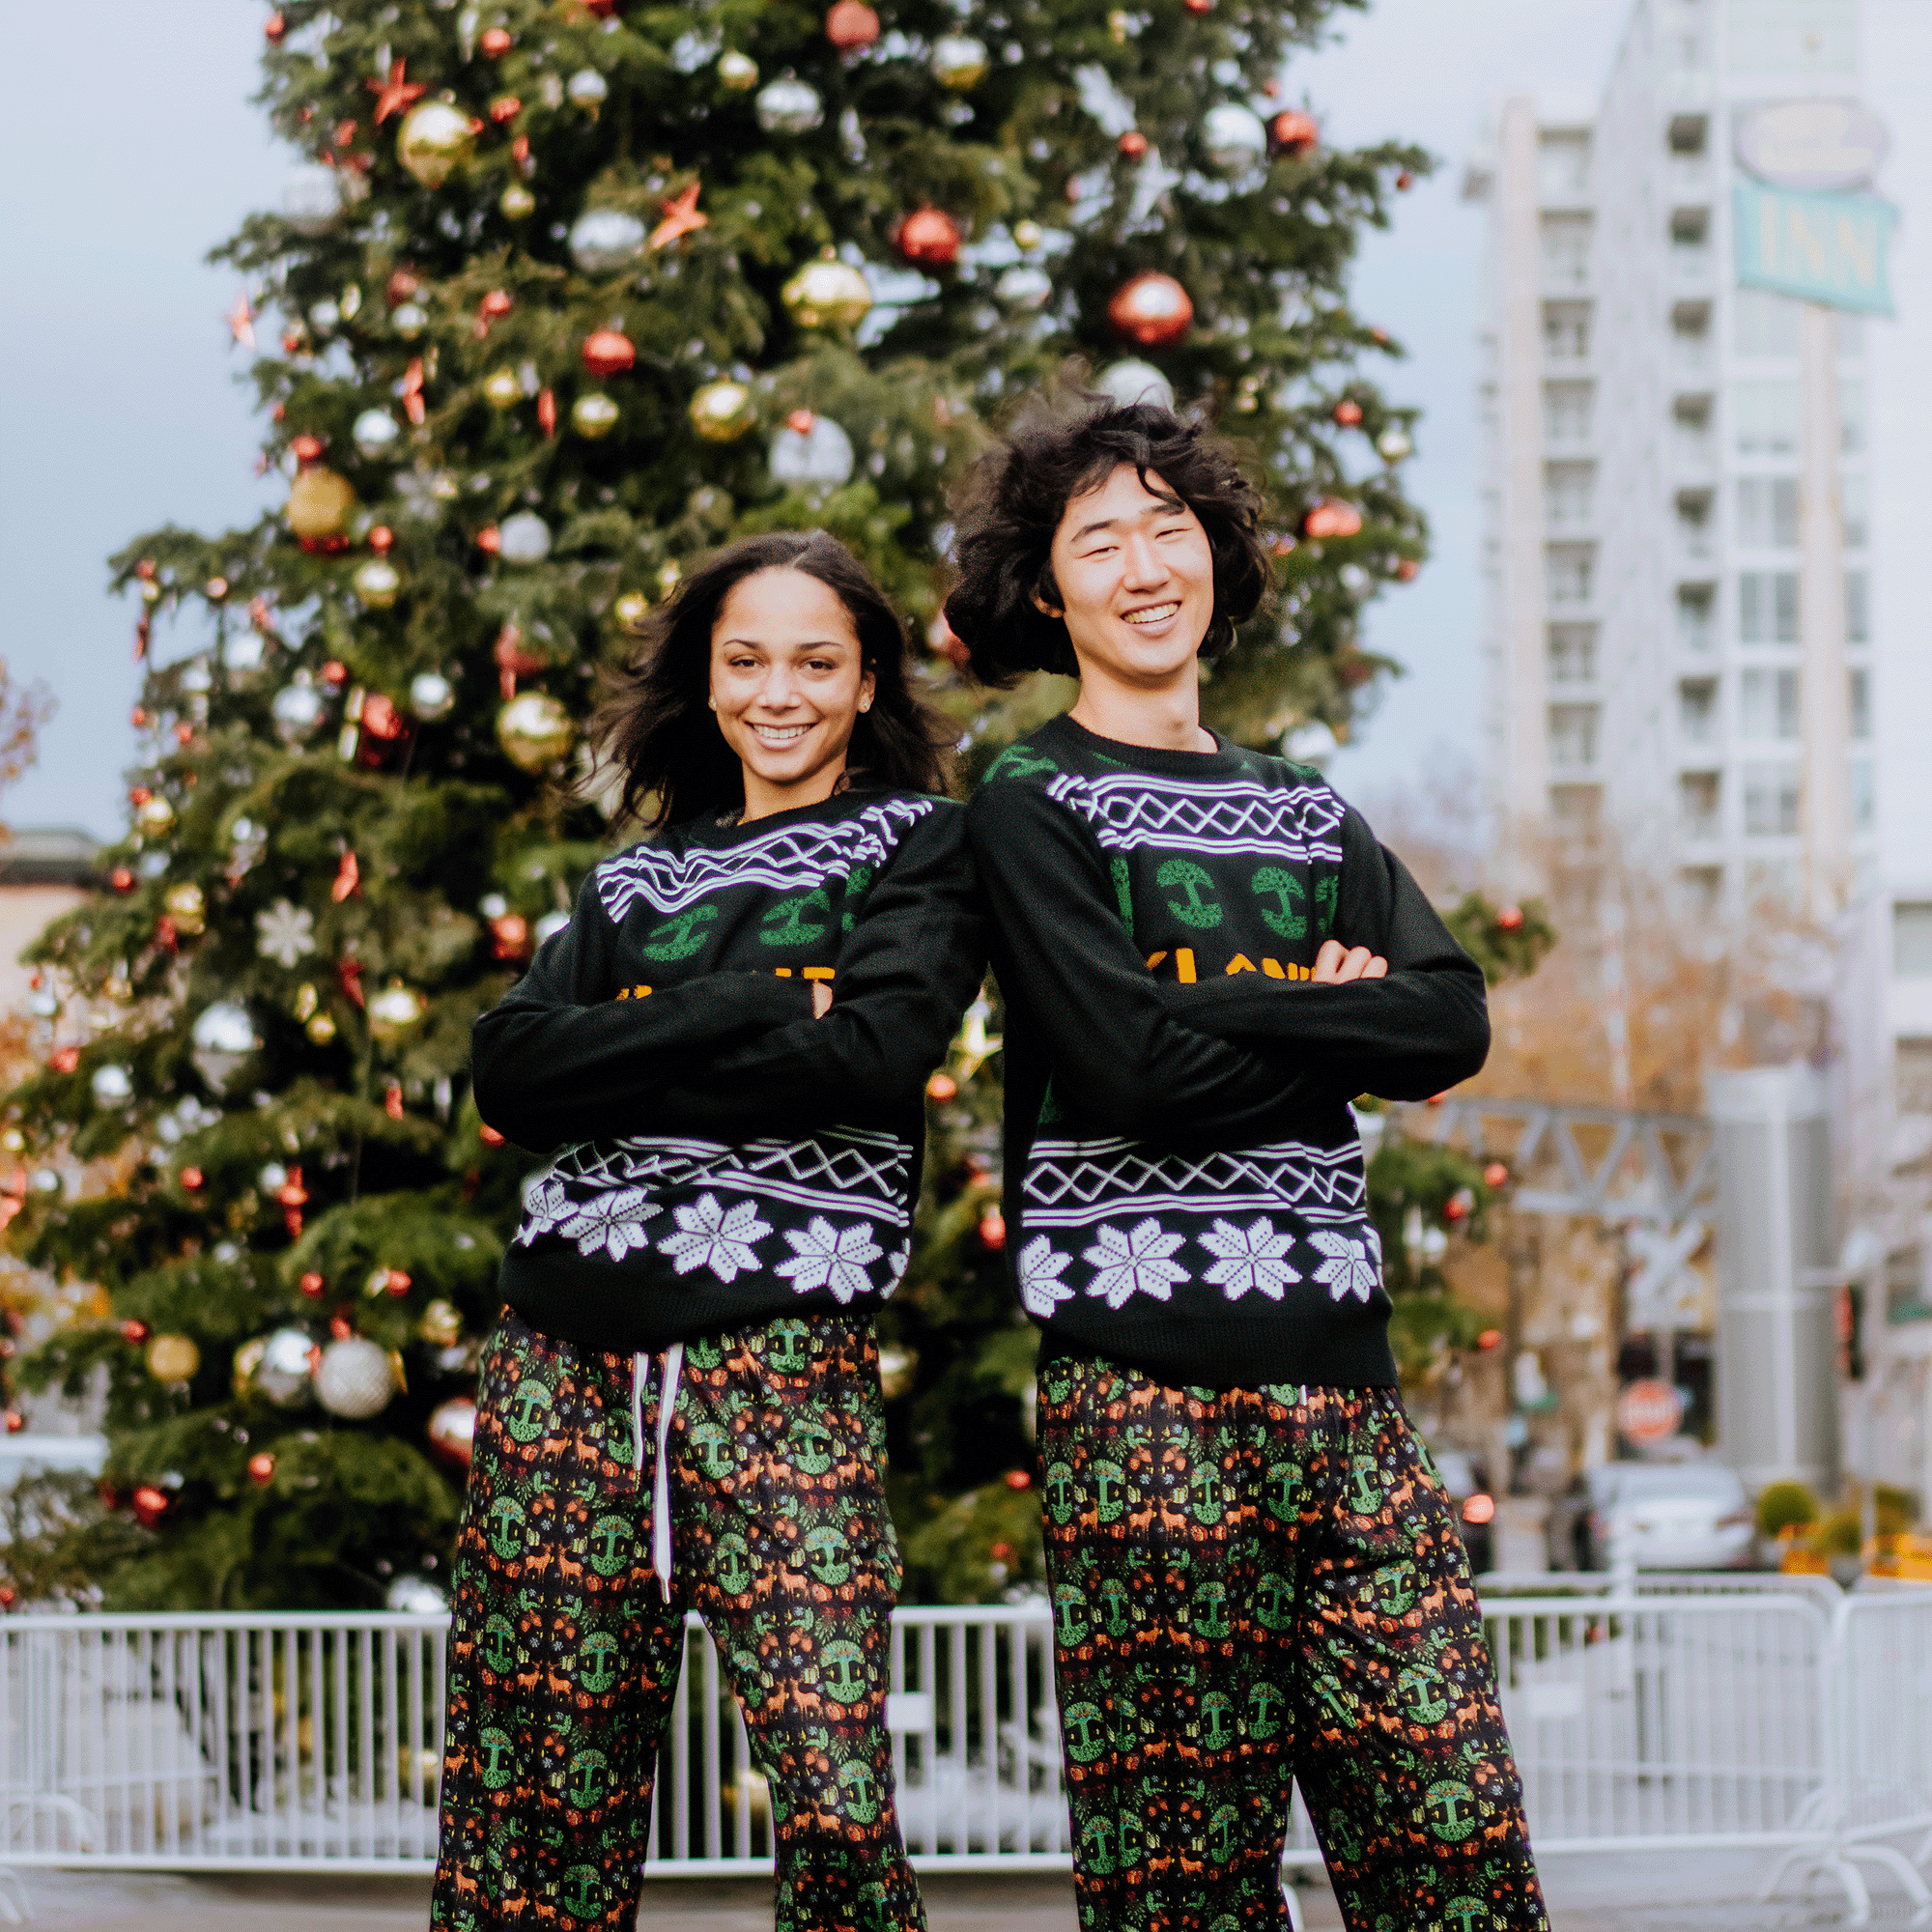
568, 208, 647, 274
497, 512, 553, 565
996, 264, 1054, 309
769, 413, 855, 488
392, 302, 428, 339
90, 1065, 133, 1105
271, 677, 327, 743
190, 1000, 261, 1094
1203, 103, 1268, 173
384, 1576, 449, 1614
282, 166, 344, 236
315, 1337, 397, 1420
1094, 359, 1176, 411
251, 1327, 318, 1407
409, 671, 456, 721
755, 75, 823, 135
1377, 427, 1412, 462
353, 409, 401, 459
930, 33, 989, 89
566, 69, 609, 110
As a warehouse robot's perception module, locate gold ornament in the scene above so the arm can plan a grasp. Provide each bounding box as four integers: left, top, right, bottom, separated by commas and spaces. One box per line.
163, 883, 207, 935
419, 1298, 465, 1347
496, 692, 576, 772
717, 49, 759, 89
655, 559, 682, 599
613, 590, 651, 633
367, 979, 429, 1045
293, 983, 319, 1022
146, 1334, 202, 1382
689, 380, 756, 442
571, 392, 621, 440
1013, 219, 1043, 251
1107, 8, 1133, 39
306, 1010, 338, 1044
499, 183, 536, 220
136, 795, 176, 835
287, 467, 356, 542
353, 558, 403, 610
781, 249, 873, 331
396, 100, 475, 190
482, 366, 523, 411
930, 33, 989, 89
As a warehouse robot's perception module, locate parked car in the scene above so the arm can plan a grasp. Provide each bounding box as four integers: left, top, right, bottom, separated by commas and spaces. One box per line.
1576, 1461, 1755, 1572
1428, 1445, 1496, 1576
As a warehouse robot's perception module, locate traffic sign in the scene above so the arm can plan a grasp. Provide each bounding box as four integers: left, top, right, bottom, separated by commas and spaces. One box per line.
1734, 182, 1896, 317
1616, 1378, 1684, 1446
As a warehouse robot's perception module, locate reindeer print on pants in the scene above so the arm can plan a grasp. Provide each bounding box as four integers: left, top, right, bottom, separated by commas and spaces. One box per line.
431, 1308, 923, 1932
1037, 1360, 1548, 1932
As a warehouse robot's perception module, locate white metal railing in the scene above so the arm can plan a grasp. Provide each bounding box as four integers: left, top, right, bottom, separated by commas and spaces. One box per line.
4, 1590, 1931, 1916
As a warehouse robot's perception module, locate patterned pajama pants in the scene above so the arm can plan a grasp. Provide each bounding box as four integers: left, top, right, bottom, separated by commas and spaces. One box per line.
431, 1308, 925, 1932
1037, 1356, 1548, 1932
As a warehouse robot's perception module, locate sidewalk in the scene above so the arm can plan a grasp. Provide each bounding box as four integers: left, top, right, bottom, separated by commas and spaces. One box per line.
4, 1851, 1921, 1928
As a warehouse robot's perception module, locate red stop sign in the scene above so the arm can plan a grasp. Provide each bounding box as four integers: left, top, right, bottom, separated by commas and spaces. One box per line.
1616, 1378, 1683, 1445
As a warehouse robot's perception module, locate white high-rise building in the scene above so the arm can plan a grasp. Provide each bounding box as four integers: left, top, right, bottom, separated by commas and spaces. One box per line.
1467, 0, 1932, 1498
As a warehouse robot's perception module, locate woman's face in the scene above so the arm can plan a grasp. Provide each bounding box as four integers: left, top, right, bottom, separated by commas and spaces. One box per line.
708, 567, 876, 819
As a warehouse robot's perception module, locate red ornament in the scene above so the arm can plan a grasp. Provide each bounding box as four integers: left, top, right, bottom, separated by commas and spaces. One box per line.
155, 915, 179, 953
1483, 1162, 1510, 1189
990, 1541, 1013, 1561
4, 1411, 24, 1435
1496, 904, 1524, 931
1183, 0, 1211, 12
490, 914, 531, 962
582, 328, 637, 377
400, 355, 426, 427
366, 526, 394, 558
925, 1070, 958, 1103
1301, 499, 1363, 540
320, 660, 349, 686
180, 1167, 204, 1192
895, 207, 961, 268
384, 1082, 406, 1122
1476, 1328, 1504, 1352
121, 1320, 151, 1345
130, 707, 148, 726
489, 95, 522, 125
370, 58, 425, 125
129, 785, 152, 807
1118, 130, 1148, 159
130, 1485, 170, 1527
480, 1122, 506, 1148
1397, 169, 1413, 190
427, 1395, 478, 1468
494, 622, 546, 698
359, 694, 406, 744
979, 1208, 1008, 1252
536, 388, 556, 437
1332, 399, 1363, 427
338, 957, 366, 1009
298, 1271, 327, 1299
47, 1046, 79, 1075
1444, 1196, 1469, 1223
1268, 110, 1320, 157
478, 288, 513, 323
649, 182, 710, 249
1004, 1468, 1032, 1492
474, 525, 501, 555
329, 1313, 355, 1341
1107, 271, 1193, 348
110, 867, 135, 893
385, 1267, 413, 1297
786, 409, 816, 436
0, 1586, 14, 1610
331, 851, 360, 903
290, 433, 325, 466
1395, 559, 1419, 582
825, 0, 880, 49
385, 269, 419, 307
265, 11, 287, 42
479, 25, 514, 56
247, 1451, 276, 1485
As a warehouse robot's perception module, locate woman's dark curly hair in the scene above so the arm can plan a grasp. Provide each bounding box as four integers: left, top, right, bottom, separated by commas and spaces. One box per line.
595, 531, 953, 830
943, 398, 1271, 688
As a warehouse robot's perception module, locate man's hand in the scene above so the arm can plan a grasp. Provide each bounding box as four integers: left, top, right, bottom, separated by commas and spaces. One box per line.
1311, 939, 1388, 983
811, 980, 834, 1018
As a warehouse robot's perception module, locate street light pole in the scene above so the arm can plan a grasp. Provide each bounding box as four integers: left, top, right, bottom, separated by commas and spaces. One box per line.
1798, 298, 1852, 921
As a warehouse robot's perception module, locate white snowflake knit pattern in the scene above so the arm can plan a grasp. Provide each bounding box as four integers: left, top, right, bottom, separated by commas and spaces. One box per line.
1310, 1227, 1381, 1303
1200, 1216, 1301, 1301
1017, 1236, 1075, 1318
1082, 1218, 1190, 1308
555, 1185, 660, 1262
657, 1193, 772, 1282
777, 1216, 884, 1303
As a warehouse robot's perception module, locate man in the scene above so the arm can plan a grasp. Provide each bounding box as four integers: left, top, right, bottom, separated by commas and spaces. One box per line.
947, 398, 1547, 1932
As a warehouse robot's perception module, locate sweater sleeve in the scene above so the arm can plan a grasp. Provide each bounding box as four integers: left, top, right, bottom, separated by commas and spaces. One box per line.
1152, 804, 1491, 1101
644, 801, 988, 1136
968, 779, 1311, 1146
469, 868, 810, 1151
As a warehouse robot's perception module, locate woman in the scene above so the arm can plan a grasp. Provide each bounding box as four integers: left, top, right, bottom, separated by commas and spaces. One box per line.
433, 531, 982, 1932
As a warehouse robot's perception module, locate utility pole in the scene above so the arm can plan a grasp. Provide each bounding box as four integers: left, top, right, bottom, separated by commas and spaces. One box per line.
1798, 300, 1852, 922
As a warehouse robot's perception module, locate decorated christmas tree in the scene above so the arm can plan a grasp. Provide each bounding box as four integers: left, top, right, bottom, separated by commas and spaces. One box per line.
5, 0, 1430, 1611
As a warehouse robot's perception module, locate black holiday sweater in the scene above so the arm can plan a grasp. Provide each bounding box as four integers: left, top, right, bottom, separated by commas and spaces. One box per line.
966, 715, 1489, 1390
472, 787, 985, 1353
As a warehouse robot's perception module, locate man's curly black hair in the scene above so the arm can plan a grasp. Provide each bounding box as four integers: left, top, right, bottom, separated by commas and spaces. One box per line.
943, 397, 1271, 688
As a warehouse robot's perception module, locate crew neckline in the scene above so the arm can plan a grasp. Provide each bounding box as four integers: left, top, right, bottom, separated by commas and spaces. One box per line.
1048, 712, 1248, 777
680, 781, 899, 847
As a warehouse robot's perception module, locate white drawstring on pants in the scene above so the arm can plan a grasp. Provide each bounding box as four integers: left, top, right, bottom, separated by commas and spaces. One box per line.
632, 1344, 684, 1601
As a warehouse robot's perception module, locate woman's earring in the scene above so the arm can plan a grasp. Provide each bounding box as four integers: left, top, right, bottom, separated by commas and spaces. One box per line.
708, 696, 717, 710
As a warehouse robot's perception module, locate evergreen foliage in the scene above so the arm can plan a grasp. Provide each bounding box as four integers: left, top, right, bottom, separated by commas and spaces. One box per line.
6, 0, 1429, 1609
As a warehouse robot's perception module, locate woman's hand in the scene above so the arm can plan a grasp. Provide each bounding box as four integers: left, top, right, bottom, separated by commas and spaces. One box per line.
1311, 938, 1388, 983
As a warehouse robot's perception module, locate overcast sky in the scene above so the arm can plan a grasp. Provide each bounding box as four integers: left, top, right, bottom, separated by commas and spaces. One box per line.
0, 0, 1629, 841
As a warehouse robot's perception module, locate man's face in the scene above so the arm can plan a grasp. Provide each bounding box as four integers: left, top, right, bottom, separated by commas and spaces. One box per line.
1037, 464, 1215, 691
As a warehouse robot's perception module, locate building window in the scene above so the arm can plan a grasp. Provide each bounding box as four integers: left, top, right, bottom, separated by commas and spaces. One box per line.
1544, 382, 1594, 445
1537, 135, 1591, 201
1850, 667, 1870, 740
1724, 0, 1857, 77
1734, 381, 1801, 456
1541, 214, 1592, 287
1897, 1040, 1932, 1117
1741, 668, 1800, 741
1669, 208, 1712, 282
1679, 678, 1719, 744
1671, 301, 1712, 373
1736, 477, 1799, 550
1676, 490, 1715, 558
1545, 462, 1594, 529
1734, 289, 1802, 356
1847, 570, 1869, 642
1677, 583, 1716, 651
1548, 703, 1600, 770
1673, 396, 1715, 467
1740, 571, 1799, 643
1842, 470, 1867, 550
1547, 544, 1594, 607
1743, 761, 1801, 837
1679, 772, 1720, 838
1667, 114, 1709, 156
1543, 302, 1591, 363
1548, 624, 1597, 684
1894, 903, 1932, 977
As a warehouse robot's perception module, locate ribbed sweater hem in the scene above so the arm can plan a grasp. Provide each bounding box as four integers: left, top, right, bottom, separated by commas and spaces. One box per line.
1033, 1307, 1399, 1392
